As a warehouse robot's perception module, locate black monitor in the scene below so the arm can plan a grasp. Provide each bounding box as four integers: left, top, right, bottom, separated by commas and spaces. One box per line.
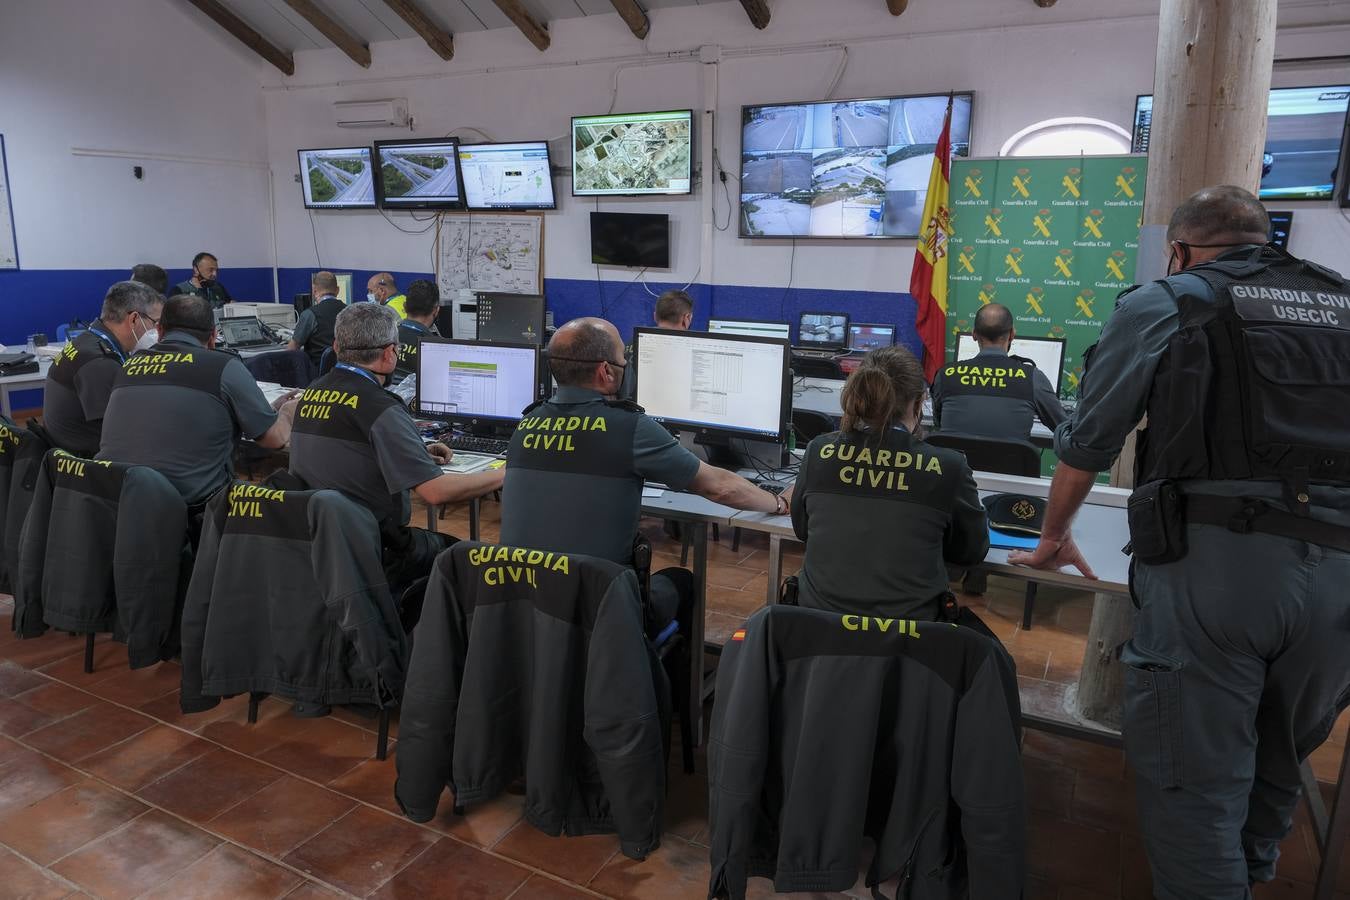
415, 338, 542, 428
1268, 210, 1294, 251
847, 322, 895, 352
632, 327, 790, 445
293, 293, 313, 314
797, 312, 849, 349
477, 294, 546, 345
458, 141, 557, 210
373, 137, 463, 209
590, 212, 670, 268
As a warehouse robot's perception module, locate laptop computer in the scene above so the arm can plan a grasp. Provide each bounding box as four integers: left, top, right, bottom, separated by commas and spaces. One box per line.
219, 317, 275, 350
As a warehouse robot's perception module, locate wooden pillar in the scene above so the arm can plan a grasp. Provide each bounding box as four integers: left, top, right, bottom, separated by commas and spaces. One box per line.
1074, 0, 1278, 729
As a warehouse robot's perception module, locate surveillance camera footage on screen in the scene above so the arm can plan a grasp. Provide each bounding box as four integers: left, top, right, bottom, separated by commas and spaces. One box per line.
298, 147, 376, 209
739, 93, 973, 239
1133, 86, 1350, 201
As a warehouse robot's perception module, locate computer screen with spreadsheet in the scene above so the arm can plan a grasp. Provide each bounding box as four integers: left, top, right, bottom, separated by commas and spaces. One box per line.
415, 338, 540, 425
633, 328, 789, 443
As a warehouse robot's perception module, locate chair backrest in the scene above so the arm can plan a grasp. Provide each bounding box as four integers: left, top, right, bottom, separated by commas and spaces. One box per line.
319, 346, 336, 376
243, 348, 313, 388
925, 431, 1041, 477
791, 409, 835, 444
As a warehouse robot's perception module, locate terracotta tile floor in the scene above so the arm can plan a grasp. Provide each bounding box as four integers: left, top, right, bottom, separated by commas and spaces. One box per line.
0, 495, 1344, 898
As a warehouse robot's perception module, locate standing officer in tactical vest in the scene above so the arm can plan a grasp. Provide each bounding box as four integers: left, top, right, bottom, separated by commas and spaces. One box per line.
499, 317, 784, 635
98, 294, 295, 509
287, 271, 346, 368
1012, 185, 1350, 897
930, 303, 1066, 441
288, 303, 503, 590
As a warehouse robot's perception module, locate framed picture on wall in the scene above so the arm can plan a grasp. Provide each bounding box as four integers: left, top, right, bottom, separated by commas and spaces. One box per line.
0, 136, 17, 270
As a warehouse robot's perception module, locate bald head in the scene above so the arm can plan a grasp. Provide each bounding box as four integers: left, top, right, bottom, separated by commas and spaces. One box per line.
548, 317, 623, 389
367, 272, 397, 303
974, 303, 1014, 348
1167, 185, 1270, 246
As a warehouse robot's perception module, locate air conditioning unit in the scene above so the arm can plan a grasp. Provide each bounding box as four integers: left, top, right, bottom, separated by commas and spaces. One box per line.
333, 98, 409, 129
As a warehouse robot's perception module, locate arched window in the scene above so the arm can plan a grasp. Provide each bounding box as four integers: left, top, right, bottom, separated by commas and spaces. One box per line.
1000, 117, 1132, 157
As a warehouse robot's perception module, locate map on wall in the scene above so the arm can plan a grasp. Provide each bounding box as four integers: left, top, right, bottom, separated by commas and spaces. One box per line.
436, 212, 543, 296
0, 137, 17, 270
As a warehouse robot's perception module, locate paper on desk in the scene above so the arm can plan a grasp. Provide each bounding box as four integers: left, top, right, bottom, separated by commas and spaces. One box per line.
642, 485, 665, 498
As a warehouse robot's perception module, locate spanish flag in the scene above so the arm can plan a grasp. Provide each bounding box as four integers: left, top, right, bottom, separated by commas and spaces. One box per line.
909, 97, 954, 382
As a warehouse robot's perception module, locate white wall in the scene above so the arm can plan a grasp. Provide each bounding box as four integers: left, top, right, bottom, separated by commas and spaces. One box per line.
261, 0, 1350, 292
0, 0, 273, 273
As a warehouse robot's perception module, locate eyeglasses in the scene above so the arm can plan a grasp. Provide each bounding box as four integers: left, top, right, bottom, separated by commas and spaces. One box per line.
343, 342, 396, 352
549, 356, 628, 369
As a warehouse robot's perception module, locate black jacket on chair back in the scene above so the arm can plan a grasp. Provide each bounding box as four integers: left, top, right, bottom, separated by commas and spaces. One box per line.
13, 449, 187, 668
2, 423, 51, 596
708, 605, 1026, 900
395, 541, 669, 861
179, 484, 406, 713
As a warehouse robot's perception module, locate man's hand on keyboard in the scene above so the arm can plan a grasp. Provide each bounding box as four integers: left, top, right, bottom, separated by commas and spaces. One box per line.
427, 442, 454, 465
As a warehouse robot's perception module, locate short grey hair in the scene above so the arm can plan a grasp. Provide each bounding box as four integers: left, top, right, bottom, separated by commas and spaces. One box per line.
548, 319, 618, 387
335, 302, 399, 365
1167, 185, 1270, 244
101, 281, 163, 324
312, 270, 338, 295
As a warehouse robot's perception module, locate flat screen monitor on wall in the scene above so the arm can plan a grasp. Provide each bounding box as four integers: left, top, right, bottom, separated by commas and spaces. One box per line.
373, 137, 463, 209
572, 109, 694, 196
739, 92, 973, 239
298, 147, 376, 209
590, 212, 670, 268
1133, 87, 1350, 200
458, 141, 557, 210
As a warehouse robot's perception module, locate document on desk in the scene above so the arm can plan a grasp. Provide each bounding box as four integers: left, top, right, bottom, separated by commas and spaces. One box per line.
642, 485, 666, 498
442, 453, 501, 474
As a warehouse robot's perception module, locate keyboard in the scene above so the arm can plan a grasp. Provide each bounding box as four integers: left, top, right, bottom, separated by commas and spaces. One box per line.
447, 434, 510, 455
754, 481, 787, 495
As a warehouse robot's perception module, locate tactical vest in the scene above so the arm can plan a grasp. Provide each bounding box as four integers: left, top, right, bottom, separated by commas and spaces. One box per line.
503, 396, 643, 563
47, 324, 120, 392
110, 339, 232, 400
291, 367, 403, 444
1136, 246, 1350, 490
304, 297, 344, 361
800, 428, 961, 512
394, 321, 426, 382
935, 354, 1037, 402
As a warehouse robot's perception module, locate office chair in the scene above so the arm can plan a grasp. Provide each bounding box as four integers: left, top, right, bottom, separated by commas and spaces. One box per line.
791, 409, 835, 444
318, 346, 337, 376
925, 432, 1044, 628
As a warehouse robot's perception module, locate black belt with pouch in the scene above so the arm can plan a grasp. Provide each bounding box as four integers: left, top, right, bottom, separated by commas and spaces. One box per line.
1128, 480, 1350, 563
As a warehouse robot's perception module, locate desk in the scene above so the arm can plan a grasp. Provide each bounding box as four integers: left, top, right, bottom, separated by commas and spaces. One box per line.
0, 357, 52, 418
792, 376, 1056, 446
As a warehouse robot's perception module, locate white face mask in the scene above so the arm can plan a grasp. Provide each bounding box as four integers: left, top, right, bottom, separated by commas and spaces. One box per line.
133, 318, 158, 352
367, 291, 377, 303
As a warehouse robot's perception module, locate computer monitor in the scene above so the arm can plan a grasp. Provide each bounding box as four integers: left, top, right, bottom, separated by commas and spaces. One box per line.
797, 312, 849, 349
633, 328, 790, 444
707, 319, 792, 341
293, 293, 313, 315
415, 338, 541, 427
847, 323, 895, 352
457, 141, 557, 210
335, 273, 353, 304
297, 147, 376, 210
477, 294, 546, 345
955, 333, 1066, 394
372, 137, 463, 209
219, 317, 270, 348
1268, 210, 1294, 251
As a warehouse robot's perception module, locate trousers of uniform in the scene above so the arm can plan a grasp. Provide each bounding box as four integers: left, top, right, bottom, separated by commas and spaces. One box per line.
383, 525, 456, 629
1121, 521, 1350, 899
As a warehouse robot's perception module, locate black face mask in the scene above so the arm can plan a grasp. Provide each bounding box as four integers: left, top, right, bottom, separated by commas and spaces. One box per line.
195, 269, 215, 288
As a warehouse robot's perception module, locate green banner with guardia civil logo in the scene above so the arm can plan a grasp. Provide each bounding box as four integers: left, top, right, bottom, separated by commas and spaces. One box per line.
947, 155, 1148, 400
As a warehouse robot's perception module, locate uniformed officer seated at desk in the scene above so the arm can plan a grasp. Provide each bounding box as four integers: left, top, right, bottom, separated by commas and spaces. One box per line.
288, 303, 504, 589
790, 345, 988, 620
499, 316, 783, 636
1012, 185, 1350, 896
930, 303, 1066, 441
287, 271, 345, 367
619, 289, 694, 402
43, 281, 164, 458
97, 294, 296, 511
368, 272, 407, 318
392, 279, 439, 384
173, 251, 233, 309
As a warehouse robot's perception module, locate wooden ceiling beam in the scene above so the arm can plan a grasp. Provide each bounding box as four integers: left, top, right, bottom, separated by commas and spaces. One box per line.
380, 0, 454, 60
1034, 0, 1057, 6
608, 0, 650, 40
491, 1, 551, 51
282, 0, 371, 67
738, 0, 770, 30
183, 0, 295, 75
887, 0, 908, 13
